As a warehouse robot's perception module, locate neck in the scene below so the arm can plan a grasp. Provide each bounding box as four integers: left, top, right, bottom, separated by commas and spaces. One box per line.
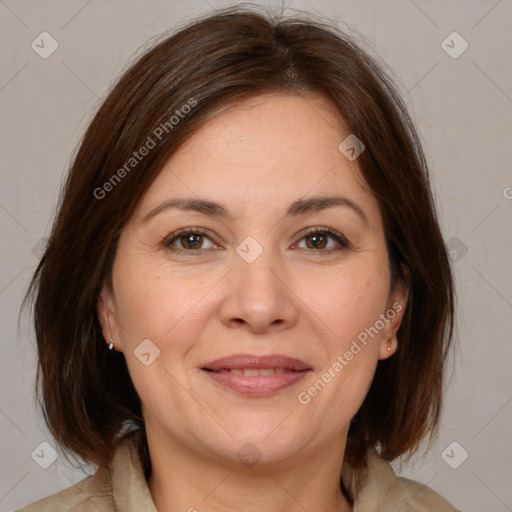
146, 426, 354, 512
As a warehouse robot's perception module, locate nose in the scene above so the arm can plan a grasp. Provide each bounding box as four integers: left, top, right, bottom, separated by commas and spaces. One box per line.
218, 247, 299, 334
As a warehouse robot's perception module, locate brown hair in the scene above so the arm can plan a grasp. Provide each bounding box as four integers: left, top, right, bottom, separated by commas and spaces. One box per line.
23, 5, 454, 477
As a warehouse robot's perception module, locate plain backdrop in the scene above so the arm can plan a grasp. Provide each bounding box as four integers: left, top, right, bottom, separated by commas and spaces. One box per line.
1, 1, 511, 511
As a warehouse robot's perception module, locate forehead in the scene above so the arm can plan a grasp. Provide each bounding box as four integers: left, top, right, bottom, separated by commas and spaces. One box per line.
135, 92, 380, 226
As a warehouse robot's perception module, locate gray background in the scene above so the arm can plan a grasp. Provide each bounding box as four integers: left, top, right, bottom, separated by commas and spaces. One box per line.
1, 1, 511, 511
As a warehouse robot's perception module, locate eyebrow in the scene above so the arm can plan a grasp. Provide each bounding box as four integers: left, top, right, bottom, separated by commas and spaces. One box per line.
142, 195, 369, 226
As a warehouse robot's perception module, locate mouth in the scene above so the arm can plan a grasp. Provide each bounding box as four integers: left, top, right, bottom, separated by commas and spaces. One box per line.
201, 354, 312, 396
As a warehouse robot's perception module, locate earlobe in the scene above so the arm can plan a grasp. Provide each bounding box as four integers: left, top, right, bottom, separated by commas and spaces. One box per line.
379, 334, 397, 359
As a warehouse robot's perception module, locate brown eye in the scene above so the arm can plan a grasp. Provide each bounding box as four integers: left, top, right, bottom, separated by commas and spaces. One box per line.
295, 228, 350, 252
305, 233, 328, 249
164, 228, 218, 253
180, 233, 204, 250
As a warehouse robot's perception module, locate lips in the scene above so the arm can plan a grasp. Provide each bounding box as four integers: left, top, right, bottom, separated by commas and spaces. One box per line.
202, 354, 311, 372
201, 354, 312, 396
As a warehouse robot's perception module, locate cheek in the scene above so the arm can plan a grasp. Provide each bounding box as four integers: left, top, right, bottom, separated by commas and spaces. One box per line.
297, 261, 389, 417
295, 261, 390, 346
112, 252, 219, 349
110, 261, 215, 409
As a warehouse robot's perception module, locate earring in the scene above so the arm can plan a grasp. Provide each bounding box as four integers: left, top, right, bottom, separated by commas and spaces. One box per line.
387, 340, 392, 352
108, 337, 114, 350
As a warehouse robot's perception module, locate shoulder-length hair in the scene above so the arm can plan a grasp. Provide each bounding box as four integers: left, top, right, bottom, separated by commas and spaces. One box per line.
23, 5, 454, 476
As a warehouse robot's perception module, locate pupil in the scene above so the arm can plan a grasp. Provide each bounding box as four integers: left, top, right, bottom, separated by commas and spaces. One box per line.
308, 234, 326, 249
183, 234, 202, 249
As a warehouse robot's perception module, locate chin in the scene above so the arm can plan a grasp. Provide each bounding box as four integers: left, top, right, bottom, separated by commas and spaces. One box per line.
214, 420, 311, 467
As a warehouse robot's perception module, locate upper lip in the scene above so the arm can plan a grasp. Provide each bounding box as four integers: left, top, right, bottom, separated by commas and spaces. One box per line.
202, 353, 311, 371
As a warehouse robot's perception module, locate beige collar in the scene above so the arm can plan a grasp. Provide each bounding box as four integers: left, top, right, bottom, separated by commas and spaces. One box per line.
109, 433, 458, 511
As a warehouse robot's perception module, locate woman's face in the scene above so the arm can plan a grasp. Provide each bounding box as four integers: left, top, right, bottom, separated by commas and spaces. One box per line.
98, 92, 407, 466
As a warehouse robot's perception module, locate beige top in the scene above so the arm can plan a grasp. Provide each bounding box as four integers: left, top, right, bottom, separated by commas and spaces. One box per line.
17, 435, 461, 511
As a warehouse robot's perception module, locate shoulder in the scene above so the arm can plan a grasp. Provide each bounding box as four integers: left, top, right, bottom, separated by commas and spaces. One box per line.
16, 466, 114, 512
343, 447, 462, 511
15, 432, 146, 512
388, 474, 462, 511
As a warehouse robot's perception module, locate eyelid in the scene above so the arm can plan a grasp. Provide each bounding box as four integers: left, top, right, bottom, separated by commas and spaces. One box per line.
291, 226, 352, 251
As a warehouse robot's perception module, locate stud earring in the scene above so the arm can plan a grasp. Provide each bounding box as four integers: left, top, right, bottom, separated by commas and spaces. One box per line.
108, 337, 114, 350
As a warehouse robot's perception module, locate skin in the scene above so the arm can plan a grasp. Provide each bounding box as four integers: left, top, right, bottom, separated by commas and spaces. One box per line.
98, 91, 408, 512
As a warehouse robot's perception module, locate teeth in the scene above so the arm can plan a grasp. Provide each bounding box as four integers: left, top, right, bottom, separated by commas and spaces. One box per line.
228, 368, 287, 376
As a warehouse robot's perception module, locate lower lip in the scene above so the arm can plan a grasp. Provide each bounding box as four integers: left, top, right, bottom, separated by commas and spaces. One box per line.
202, 369, 310, 396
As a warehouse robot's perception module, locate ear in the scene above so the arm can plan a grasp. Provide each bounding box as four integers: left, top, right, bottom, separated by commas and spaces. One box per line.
96, 282, 122, 352
378, 269, 410, 360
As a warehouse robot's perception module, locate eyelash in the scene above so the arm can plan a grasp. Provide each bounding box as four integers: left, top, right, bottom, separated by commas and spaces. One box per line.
163, 226, 351, 256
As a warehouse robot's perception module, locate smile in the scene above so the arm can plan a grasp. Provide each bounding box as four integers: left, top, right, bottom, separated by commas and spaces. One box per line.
201, 353, 312, 396
201, 367, 310, 396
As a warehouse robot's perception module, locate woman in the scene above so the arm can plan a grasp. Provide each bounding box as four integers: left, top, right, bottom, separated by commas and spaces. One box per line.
19, 5, 460, 511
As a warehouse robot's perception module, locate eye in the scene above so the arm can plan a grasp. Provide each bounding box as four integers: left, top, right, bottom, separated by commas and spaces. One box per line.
293, 227, 351, 252
163, 226, 350, 256
164, 228, 218, 253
